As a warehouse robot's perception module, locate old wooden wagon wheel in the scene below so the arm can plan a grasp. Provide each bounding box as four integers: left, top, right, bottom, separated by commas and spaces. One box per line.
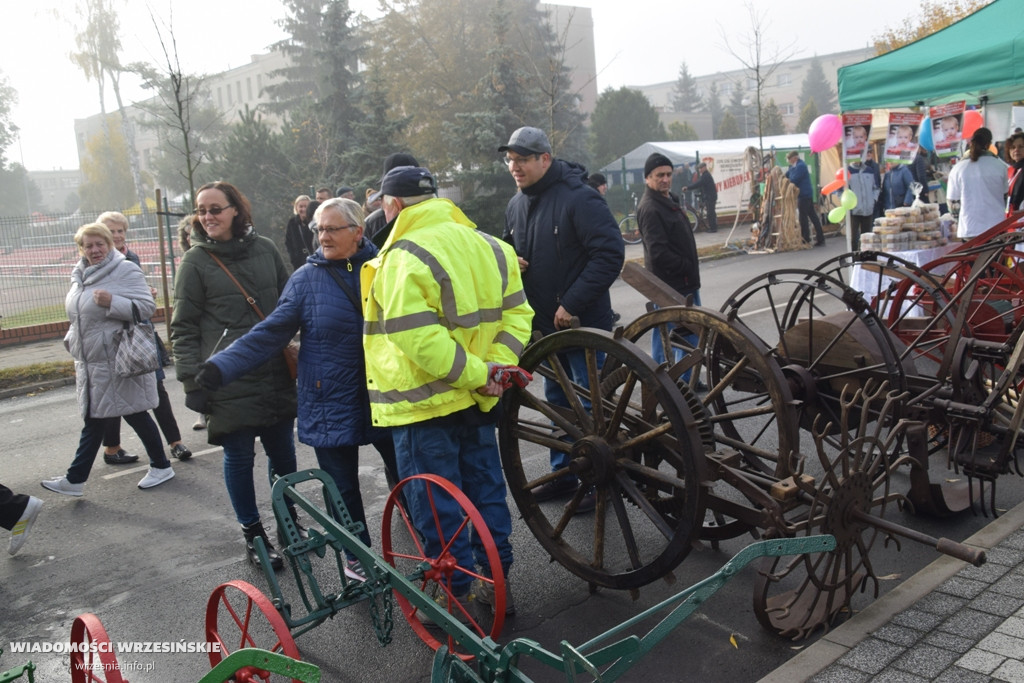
753, 383, 910, 640
721, 269, 910, 445
498, 328, 705, 589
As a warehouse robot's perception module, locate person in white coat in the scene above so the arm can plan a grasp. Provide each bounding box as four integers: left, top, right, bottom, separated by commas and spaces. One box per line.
41, 223, 175, 496
947, 127, 1009, 240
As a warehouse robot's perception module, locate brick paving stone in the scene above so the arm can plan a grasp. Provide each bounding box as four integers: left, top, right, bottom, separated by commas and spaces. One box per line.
809, 664, 873, 683
891, 644, 961, 678
976, 631, 1024, 659
956, 649, 1005, 675
997, 615, 1024, 638
933, 666, 996, 682
1002, 531, 1024, 551
837, 638, 906, 675
893, 609, 945, 631
940, 609, 1006, 640
985, 546, 1024, 567
873, 623, 925, 647
916, 593, 969, 617
991, 573, 1024, 599
992, 658, 1024, 683
871, 670, 929, 683
958, 561, 1011, 583
969, 592, 1024, 618
924, 630, 976, 654
939, 576, 990, 600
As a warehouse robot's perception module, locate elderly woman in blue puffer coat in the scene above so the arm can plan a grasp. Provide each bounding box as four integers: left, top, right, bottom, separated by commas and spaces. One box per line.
195, 198, 397, 578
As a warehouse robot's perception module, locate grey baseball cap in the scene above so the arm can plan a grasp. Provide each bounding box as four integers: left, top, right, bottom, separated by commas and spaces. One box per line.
499, 127, 552, 156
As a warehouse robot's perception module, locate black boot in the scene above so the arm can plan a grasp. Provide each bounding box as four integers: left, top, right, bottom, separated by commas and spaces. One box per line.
277, 507, 310, 547
241, 521, 283, 571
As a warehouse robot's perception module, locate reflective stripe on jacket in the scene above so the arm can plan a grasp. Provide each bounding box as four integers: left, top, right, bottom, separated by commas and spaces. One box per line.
361, 198, 534, 427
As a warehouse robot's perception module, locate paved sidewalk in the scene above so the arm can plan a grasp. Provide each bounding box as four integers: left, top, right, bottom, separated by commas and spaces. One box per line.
763, 500, 1024, 683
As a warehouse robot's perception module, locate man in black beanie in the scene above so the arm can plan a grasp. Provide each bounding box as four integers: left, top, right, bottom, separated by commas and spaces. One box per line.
636, 152, 702, 371
366, 152, 419, 244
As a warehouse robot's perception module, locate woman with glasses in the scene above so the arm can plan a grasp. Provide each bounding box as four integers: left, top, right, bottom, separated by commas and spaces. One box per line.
191, 198, 398, 579
170, 181, 298, 571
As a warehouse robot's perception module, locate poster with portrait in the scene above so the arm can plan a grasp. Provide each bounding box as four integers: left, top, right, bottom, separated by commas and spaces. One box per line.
930, 101, 965, 158
842, 113, 873, 161
884, 112, 924, 164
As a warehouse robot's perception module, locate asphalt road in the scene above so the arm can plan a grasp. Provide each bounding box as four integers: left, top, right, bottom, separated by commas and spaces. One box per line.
3, 236, 1021, 683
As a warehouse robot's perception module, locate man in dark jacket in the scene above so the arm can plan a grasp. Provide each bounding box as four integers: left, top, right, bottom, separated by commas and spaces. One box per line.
785, 151, 826, 246
685, 161, 718, 232
636, 152, 702, 367
501, 126, 624, 510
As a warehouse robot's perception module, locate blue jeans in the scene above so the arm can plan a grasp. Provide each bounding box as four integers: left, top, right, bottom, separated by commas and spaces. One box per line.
314, 436, 398, 555
219, 418, 297, 526
651, 292, 701, 373
68, 413, 170, 484
392, 421, 513, 592
543, 348, 604, 474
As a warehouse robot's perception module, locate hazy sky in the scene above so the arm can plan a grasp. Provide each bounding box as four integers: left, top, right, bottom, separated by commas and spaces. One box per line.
2, 0, 926, 170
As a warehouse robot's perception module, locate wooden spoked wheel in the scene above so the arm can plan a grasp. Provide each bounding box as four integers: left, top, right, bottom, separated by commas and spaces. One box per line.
205, 580, 302, 683
498, 328, 704, 590
69, 613, 125, 683
381, 474, 504, 660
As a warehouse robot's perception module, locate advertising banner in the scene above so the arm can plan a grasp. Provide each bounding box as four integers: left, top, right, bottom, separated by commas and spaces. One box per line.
930, 101, 965, 158
884, 112, 924, 164
843, 112, 873, 161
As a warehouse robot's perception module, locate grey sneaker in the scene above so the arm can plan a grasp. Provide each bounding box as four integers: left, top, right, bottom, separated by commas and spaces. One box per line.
9, 496, 42, 555
415, 584, 473, 627
41, 476, 84, 497
475, 577, 515, 616
192, 414, 206, 430
138, 466, 175, 489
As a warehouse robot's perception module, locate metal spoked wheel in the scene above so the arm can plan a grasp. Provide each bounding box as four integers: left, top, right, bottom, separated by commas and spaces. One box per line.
498, 328, 705, 589
618, 215, 642, 245
753, 383, 910, 640
70, 613, 125, 683
381, 474, 505, 660
722, 269, 909, 446
205, 580, 302, 683
618, 306, 801, 543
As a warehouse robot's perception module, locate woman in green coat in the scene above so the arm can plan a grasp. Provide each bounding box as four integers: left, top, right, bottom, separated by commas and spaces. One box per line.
170, 181, 298, 571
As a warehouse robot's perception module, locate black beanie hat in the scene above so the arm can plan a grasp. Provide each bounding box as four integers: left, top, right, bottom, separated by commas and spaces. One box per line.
644, 152, 673, 177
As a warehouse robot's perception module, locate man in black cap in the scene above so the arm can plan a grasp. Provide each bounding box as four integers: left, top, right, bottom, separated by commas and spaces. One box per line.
636, 152, 701, 369
685, 162, 718, 233
335, 186, 356, 200
500, 126, 624, 513
363, 165, 533, 618
365, 152, 419, 245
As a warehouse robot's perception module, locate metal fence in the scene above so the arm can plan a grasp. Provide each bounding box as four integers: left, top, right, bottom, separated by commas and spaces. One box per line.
0, 208, 188, 329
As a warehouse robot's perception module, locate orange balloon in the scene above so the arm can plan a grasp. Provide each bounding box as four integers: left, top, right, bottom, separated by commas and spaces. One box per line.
962, 110, 983, 139
835, 168, 845, 182
820, 178, 845, 196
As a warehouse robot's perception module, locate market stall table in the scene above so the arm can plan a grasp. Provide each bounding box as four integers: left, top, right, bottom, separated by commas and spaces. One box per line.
848, 244, 956, 315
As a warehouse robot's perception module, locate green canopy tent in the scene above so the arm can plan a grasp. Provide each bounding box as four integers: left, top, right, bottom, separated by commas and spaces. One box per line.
838, 0, 1024, 111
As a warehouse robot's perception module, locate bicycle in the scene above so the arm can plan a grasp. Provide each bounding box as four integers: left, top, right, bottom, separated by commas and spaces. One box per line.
618, 193, 643, 244
617, 191, 705, 245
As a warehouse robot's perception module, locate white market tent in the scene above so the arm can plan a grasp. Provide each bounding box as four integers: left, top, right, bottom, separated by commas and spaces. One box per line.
599, 133, 811, 184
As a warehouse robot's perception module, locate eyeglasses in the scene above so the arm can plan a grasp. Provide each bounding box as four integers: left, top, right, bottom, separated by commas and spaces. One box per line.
317, 224, 359, 235
196, 205, 233, 217
503, 154, 539, 166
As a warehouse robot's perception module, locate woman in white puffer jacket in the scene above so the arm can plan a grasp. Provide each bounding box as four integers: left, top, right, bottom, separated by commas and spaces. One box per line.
40, 223, 175, 496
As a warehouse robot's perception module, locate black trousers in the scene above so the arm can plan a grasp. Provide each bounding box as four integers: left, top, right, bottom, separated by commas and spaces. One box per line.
798, 196, 825, 243
103, 379, 181, 447
0, 484, 30, 531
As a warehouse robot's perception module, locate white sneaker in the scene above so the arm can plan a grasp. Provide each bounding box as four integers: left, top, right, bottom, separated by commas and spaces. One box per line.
138, 466, 175, 489
9, 496, 42, 555
41, 476, 84, 497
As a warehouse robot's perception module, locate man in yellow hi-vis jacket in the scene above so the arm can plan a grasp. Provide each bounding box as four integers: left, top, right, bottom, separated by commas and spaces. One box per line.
362, 166, 533, 617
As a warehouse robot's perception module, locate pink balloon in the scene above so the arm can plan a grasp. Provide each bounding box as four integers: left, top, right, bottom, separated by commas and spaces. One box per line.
962, 110, 983, 139
809, 114, 843, 153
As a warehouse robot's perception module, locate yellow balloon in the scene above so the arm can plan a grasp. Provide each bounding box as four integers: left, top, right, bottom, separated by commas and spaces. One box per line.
840, 189, 858, 211
828, 206, 846, 223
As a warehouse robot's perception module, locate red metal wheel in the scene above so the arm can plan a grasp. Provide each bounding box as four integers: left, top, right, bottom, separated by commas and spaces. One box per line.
69, 613, 126, 683
205, 580, 301, 683
381, 473, 505, 659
